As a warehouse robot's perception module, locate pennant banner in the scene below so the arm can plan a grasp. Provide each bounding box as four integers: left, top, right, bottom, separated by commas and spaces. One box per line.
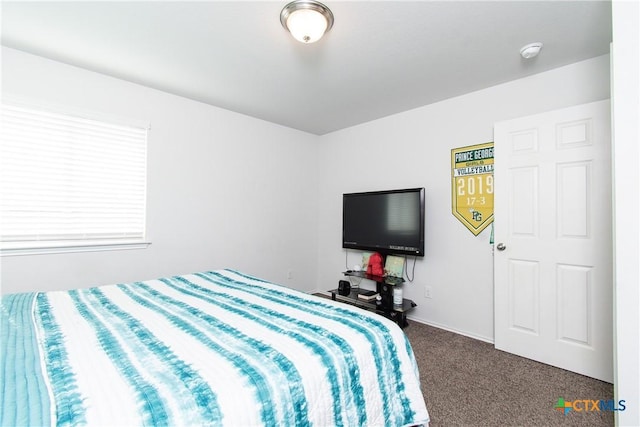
451, 142, 494, 236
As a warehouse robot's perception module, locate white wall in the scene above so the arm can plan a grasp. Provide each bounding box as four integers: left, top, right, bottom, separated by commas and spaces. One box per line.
0, 47, 320, 294
316, 55, 611, 342
612, 1, 640, 424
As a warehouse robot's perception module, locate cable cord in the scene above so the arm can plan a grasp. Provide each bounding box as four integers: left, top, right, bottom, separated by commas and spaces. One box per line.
345, 249, 349, 270
404, 256, 417, 282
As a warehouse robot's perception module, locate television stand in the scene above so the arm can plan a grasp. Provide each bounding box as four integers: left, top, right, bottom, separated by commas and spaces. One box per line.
329, 271, 416, 328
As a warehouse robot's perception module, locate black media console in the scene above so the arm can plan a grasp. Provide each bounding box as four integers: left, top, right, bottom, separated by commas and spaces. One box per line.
329, 271, 416, 328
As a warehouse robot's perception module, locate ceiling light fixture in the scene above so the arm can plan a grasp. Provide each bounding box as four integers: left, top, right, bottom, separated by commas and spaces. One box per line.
280, 0, 334, 44
520, 42, 543, 59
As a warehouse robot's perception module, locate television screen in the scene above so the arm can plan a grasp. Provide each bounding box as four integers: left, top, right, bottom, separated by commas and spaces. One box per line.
342, 188, 425, 257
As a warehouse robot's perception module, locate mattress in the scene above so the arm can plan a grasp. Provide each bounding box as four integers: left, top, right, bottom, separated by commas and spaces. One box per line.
1, 269, 429, 426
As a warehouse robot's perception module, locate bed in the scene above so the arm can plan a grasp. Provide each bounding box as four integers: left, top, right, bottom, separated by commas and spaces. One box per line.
1, 269, 429, 426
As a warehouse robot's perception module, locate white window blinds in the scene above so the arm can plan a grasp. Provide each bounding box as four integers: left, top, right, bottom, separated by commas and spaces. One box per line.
0, 102, 148, 251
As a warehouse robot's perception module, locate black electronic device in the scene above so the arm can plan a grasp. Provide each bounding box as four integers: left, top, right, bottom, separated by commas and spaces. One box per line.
378, 283, 394, 310
338, 280, 351, 296
342, 187, 425, 257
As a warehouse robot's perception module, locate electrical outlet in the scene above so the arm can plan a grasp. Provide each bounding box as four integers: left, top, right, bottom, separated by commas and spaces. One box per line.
424, 286, 432, 299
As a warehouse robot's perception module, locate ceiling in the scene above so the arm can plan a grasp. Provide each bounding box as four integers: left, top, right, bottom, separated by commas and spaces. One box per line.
1, 1, 612, 135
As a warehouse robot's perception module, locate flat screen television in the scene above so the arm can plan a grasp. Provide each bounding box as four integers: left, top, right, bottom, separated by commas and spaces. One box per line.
342, 187, 425, 257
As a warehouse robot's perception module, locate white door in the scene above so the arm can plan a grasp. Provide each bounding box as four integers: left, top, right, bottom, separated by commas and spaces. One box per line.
494, 100, 613, 382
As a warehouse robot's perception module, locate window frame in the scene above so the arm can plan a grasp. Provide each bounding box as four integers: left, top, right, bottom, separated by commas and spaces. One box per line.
0, 96, 151, 256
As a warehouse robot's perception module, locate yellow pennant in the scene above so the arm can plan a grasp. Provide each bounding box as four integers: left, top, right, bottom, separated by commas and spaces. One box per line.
451, 142, 494, 236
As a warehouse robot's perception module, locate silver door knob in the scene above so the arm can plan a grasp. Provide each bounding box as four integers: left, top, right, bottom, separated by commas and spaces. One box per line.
496, 243, 506, 251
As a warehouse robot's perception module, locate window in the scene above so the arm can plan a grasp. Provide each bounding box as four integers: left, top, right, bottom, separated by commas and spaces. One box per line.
0, 100, 149, 255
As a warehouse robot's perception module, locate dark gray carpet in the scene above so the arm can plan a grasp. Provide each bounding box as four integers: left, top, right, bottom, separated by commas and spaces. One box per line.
403, 320, 614, 426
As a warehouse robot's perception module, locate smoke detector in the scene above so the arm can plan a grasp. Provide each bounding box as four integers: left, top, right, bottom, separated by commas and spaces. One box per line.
520, 42, 543, 59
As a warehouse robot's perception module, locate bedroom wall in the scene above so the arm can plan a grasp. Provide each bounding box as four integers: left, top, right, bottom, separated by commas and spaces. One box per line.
612, 1, 640, 424
316, 55, 611, 342
0, 47, 320, 295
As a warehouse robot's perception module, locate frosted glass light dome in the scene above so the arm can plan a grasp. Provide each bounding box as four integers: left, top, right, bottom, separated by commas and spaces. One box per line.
280, 1, 334, 44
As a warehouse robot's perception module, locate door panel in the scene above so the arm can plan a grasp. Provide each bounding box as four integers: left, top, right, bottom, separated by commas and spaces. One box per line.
557, 264, 591, 346
509, 167, 538, 236
494, 100, 612, 382
557, 162, 590, 238
508, 259, 539, 334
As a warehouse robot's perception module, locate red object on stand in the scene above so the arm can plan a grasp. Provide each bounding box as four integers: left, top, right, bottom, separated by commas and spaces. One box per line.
367, 252, 384, 276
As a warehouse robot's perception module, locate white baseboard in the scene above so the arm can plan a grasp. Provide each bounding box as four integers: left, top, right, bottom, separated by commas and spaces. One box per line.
406, 315, 495, 344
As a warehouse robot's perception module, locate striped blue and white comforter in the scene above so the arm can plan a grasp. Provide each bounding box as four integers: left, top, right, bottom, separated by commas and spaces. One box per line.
1, 269, 429, 426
